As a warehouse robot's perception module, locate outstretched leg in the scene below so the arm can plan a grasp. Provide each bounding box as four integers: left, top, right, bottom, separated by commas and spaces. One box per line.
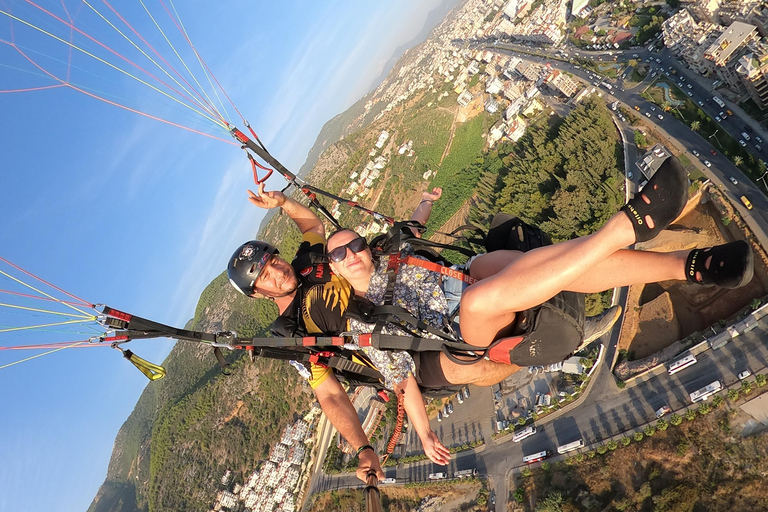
459, 212, 636, 347
471, 248, 688, 293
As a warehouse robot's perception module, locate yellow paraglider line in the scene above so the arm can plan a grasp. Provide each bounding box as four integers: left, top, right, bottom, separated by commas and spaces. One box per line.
0, 268, 93, 317
0, 341, 90, 370
0, 7, 227, 130
0, 317, 96, 334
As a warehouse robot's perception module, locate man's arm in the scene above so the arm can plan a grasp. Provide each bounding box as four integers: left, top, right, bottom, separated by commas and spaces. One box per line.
313, 373, 385, 482
248, 182, 324, 237
408, 187, 442, 237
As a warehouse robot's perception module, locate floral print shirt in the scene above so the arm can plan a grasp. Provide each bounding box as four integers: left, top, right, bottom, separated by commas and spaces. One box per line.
349, 242, 450, 389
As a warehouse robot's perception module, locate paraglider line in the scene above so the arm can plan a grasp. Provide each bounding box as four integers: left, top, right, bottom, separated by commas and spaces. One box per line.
0, 8, 225, 130
0, 317, 96, 333
0, 341, 90, 370
84, 0, 226, 124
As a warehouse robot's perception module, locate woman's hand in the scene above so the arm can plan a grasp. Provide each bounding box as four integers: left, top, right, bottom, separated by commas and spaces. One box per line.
421, 187, 442, 202
247, 182, 286, 210
421, 429, 451, 466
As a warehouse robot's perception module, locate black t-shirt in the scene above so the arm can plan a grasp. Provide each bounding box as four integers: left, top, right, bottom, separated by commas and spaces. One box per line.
270, 232, 350, 337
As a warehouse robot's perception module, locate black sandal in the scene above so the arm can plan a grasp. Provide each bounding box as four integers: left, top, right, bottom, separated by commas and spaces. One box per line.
620, 155, 688, 243
685, 240, 754, 289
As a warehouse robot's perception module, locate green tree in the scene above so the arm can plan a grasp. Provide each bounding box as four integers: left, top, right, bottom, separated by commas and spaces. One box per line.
742, 381, 753, 395
607, 439, 619, 450
670, 413, 682, 426
690, 120, 700, 132
734, 155, 744, 167
514, 488, 525, 503
712, 395, 724, 408
685, 409, 697, 421
756, 373, 766, 387
621, 436, 631, 446
657, 418, 669, 431
597, 445, 608, 455
644, 425, 657, 436
728, 388, 740, 401
698, 403, 711, 415
541, 461, 551, 471
676, 441, 690, 456
535, 491, 564, 512
634, 431, 644, 442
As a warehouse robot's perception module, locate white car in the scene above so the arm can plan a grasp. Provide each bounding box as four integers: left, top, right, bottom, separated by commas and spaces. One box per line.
730, 176, 739, 185
687, 91, 693, 97
437, 411, 443, 422
627, 171, 633, 179
738, 370, 751, 380
698, 101, 704, 106
645, 112, 651, 117
655, 406, 671, 418
739, 140, 747, 147
704, 160, 712, 167
457, 392, 464, 404
692, 150, 700, 156
650, 106, 656, 111
715, 116, 721, 122
657, 114, 664, 120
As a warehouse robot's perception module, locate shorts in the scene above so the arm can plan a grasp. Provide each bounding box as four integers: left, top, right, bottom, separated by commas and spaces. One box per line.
440, 255, 480, 319
412, 351, 465, 399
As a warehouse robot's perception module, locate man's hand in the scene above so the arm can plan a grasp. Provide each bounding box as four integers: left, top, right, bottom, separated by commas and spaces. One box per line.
421, 187, 442, 203
248, 182, 286, 210
356, 448, 385, 483
421, 430, 451, 466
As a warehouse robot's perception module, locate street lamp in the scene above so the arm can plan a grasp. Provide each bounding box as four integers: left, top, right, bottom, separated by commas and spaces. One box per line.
758, 170, 768, 192
709, 129, 721, 148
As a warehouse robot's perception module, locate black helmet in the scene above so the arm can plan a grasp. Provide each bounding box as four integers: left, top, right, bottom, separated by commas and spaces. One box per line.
227, 241, 279, 296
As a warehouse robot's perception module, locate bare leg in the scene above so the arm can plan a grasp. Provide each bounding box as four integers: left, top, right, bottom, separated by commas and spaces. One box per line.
470, 249, 689, 293
459, 213, 636, 347
439, 353, 521, 387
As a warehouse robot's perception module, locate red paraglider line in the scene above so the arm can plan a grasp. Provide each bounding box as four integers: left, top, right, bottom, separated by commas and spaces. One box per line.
9, 41, 236, 144
0, 340, 106, 350
157, 0, 248, 127
95, 0, 226, 125
0, 256, 92, 307
22, 0, 223, 123
0, 288, 91, 307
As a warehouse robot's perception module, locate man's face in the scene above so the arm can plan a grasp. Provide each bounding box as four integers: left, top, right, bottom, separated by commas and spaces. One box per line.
327, 230, 374, 283
253, 255, 299, 298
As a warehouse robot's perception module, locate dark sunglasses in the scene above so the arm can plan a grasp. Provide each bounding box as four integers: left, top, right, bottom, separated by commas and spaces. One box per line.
327, 237, 367, 263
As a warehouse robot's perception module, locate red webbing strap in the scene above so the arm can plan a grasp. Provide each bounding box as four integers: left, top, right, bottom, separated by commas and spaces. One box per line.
380, 390, 405, 465
402, 256, 477, 285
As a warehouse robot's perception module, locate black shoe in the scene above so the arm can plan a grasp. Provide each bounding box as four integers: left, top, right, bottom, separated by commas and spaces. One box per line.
685, 240, 754, 289
577, 305, 623, 352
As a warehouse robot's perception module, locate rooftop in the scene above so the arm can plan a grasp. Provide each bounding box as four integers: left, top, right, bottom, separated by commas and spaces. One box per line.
704, 21, 758, 64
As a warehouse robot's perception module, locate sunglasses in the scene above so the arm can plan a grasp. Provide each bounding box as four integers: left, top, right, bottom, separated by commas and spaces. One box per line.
327, 237, 368, 263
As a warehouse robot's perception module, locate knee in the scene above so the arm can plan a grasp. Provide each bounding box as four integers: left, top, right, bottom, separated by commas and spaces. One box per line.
459, 286, 484, 318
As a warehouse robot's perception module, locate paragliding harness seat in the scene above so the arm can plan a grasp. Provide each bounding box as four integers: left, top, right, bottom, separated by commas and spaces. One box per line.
318, 213, 585, 397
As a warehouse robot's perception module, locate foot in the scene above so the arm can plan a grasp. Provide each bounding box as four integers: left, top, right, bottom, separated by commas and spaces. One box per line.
577, 305, 623, 352
685, 240, 754, 289
620, 155, 688, 243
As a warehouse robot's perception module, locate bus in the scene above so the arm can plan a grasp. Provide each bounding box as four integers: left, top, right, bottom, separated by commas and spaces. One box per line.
712, 96, 726, 108
689, 380, 723, 403
512, 425, 537, 443
522, 450, 551, 464
428, 472, 446, 480
668, 352, 697, 375
556, 438, 584, 454
454, 468, 478, 478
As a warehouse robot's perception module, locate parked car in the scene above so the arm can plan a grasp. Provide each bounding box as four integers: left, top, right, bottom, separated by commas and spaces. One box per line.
698, 100, 704, 106
739, 140, 747, 147
715, 116, 721, 122
687, 91, 693, 96
741, 195, 753, 210
457, 392, 464, 404
437, 411, 442, 422
657, 114, 664, 120
463, 387, 470, 400
634, 105, 640, 111
710, 149, 717, 156
704, 160, 711, 167
655, 406, 671, 418
447, 401, 454, 414
627, 171, 634, 179
738, 370, 752, 380
443, 404, 450, 417
729, 176, 739, 185
692, 150, 700, 156
756, 135, 764, 143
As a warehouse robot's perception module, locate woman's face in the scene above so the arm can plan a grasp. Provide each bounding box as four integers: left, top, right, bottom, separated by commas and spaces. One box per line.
327, 230, 374, 283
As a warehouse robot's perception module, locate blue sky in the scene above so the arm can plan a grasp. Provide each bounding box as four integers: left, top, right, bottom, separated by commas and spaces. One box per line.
0, 1, 458, 510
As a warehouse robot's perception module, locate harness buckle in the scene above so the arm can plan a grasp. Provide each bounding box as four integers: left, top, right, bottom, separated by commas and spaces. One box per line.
339, 330, 362, 346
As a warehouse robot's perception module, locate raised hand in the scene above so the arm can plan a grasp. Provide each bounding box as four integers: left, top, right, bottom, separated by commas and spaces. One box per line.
247, 182, 286, 210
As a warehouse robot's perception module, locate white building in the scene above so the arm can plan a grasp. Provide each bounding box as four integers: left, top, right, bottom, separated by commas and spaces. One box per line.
375, 130, 390, 149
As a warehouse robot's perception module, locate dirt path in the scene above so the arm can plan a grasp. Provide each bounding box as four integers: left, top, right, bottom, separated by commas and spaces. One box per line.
430, 198, 473, 245
439, 107, 461, 166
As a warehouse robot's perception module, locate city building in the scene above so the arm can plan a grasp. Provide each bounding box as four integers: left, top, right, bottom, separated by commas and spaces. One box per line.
572, 0, 589, 18
484, 97, 501, 113
680, 0, 721, 24
736, 42, 768, 109
662, 9, 724, 74
506, 117, 527, 142
457, 89, 473, 107
374, 130, 390, 149
703, 21, 760, 90
546, 70, 580, 97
